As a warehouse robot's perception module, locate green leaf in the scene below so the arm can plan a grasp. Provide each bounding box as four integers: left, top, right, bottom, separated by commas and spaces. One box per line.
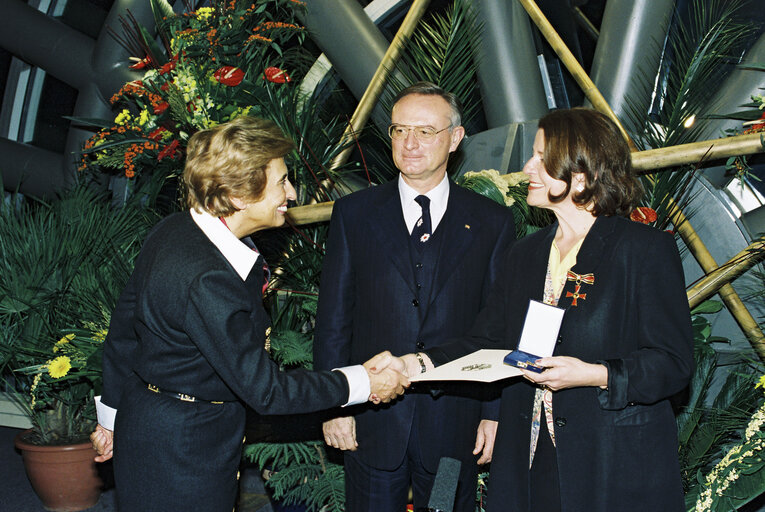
691, 300, 724, 315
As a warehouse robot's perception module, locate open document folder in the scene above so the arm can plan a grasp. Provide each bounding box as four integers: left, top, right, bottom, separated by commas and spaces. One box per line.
409, 349, 523, 383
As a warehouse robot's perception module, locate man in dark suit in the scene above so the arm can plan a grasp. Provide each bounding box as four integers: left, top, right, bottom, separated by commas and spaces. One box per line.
314, 82, 516, 512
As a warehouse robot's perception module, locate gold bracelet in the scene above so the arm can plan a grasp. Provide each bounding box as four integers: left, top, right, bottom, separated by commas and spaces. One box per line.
415, 352, 426, 374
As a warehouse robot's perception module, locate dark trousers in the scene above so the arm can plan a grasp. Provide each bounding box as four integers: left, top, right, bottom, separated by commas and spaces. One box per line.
343, 421, 477, 512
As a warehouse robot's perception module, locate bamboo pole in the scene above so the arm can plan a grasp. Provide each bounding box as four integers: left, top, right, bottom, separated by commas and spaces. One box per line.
687, 238, 765, 310
286, 201, 334, 225
287, 132, 765, 224
516, 0, 638, 151
633, 133, 765, 173
328, 0, 431, 171
668, 202, 765, 360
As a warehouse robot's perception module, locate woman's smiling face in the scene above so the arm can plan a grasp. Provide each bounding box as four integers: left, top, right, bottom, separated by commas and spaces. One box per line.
523, 128, 568, 210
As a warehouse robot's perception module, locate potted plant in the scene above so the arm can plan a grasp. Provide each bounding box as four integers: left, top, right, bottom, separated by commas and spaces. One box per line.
7, 327, 106, 511
0, 185, 156, 510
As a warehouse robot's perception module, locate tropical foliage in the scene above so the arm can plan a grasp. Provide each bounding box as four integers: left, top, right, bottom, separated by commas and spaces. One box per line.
625, 0, 756, 231
675, 301, 762, 508
0, 186, 156, 444
77, 0, 352, 209
5, 0, 762, 507
457, 169, 552, 238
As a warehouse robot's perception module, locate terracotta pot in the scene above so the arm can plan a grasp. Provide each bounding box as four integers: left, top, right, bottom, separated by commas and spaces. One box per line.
14, 430, 102, 511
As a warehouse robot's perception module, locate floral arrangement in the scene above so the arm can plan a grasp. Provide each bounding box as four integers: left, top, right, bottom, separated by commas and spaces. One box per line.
691, 375, 765, 511
12, 327, 106, 445
78, 0, 307, 187
456, 169, 552, 238
458, 169, 527, 207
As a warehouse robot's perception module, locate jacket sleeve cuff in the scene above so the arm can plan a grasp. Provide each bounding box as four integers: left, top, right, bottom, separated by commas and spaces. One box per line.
334, 365, 370, 406
596, 359, 628, 410
94, 395, 117, 431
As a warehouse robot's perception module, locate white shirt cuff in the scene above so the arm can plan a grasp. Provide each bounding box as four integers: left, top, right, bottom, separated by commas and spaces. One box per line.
94, 396, 117, 431
334, 365, 370, 406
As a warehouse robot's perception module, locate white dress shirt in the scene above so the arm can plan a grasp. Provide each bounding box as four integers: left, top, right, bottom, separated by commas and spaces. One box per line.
398, 173, 450, 235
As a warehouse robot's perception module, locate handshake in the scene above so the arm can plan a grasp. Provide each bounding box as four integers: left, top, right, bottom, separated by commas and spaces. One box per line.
362, 351, 433, 404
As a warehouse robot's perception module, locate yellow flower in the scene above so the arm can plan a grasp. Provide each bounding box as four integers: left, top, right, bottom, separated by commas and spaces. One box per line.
196, 7, 214, 20
48, 356, 72, 379
229, 106, 252, 120
115, 109, 132, 126
93, 329, 108, 341
53, 333, 75, 352
138, 109, 150, 126
755, 373, 765, 389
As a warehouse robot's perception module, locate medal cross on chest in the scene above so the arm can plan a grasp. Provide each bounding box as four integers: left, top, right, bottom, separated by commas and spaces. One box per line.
565, 270, 594, 306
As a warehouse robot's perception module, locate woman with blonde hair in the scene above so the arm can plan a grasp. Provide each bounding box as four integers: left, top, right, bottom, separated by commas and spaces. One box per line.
90, 116, 407, 512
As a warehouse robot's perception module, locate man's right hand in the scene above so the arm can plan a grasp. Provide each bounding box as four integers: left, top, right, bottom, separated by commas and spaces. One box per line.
322, 416, 357, 451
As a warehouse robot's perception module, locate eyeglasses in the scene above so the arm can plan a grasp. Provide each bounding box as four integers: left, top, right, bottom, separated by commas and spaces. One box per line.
388, 124, 452, 142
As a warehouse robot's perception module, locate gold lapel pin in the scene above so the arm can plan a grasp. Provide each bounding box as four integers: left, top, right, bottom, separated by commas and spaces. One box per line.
465, 224, 471, 229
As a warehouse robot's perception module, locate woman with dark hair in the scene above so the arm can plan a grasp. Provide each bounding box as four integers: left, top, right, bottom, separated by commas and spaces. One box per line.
390, 108, 693, 511
89, 116, 408, 512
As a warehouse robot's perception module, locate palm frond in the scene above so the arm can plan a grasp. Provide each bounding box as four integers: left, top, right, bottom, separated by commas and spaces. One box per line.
625, 0, 755, 231
383, 0, 483, 128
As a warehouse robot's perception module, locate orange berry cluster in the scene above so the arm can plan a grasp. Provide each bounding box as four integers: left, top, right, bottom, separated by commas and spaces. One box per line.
78, 125, 132, 172
110, 82, 146, 105
124, 138, 160, 178
255, 21, 302, 31
245, 33, 273, 44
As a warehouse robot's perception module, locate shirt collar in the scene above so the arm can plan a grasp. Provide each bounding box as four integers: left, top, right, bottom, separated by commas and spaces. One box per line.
398, 173, 450, 233
190, 208, 260, 281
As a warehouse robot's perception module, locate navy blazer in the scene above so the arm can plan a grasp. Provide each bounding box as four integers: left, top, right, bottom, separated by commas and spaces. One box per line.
314, 180, 516, 472
102, 212, 352, 511
429, 215, 693, 511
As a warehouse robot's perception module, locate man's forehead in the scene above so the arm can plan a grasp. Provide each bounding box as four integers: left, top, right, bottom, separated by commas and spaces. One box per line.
391, 94, 451, 121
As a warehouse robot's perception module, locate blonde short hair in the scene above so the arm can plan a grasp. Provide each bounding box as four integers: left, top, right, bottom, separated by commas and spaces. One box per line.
183, 117, 294, 216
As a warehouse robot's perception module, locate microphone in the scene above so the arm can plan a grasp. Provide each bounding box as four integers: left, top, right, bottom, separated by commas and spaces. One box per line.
424, 457, 462, 512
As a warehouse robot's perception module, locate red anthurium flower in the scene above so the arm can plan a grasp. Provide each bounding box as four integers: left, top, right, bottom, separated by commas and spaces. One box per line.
148, 127, 168, 141
158, 139, 180, 162
153, 102, 170, 115
630, 206, 658, 224
263, 66, 291, 83
214, 66, 245, 86
129, 58, 153, 70
159, 59, 176, 75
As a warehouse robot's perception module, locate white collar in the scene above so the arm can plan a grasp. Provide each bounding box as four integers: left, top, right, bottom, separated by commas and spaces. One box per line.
190, 209, 259, 281
398, 173, 450, 233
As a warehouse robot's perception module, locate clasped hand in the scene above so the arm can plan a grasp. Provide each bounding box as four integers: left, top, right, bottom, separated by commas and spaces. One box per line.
363, 351, 411, 404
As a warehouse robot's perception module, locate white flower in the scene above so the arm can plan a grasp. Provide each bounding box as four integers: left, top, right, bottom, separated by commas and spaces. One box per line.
501, 171, 529, 188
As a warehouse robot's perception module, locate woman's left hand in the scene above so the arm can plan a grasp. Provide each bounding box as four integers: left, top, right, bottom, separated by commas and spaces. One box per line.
521, 356, 608, 391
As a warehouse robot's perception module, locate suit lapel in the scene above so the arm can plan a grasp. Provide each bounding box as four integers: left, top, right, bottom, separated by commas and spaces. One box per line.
371, 181, 417, 294
425, 183, 478, 309
557, 215, 615, 310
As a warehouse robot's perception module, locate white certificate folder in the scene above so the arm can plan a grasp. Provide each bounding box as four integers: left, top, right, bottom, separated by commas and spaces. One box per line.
409, 349, 523, 382
503, 299, 565, 373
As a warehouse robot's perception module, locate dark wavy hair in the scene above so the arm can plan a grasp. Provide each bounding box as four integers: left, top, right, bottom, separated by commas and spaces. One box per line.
538, 108, 642, 217
183, 117, 294, 216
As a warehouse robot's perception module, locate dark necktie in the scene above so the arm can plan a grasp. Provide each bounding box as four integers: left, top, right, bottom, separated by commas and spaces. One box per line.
411, 195, 432, 248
